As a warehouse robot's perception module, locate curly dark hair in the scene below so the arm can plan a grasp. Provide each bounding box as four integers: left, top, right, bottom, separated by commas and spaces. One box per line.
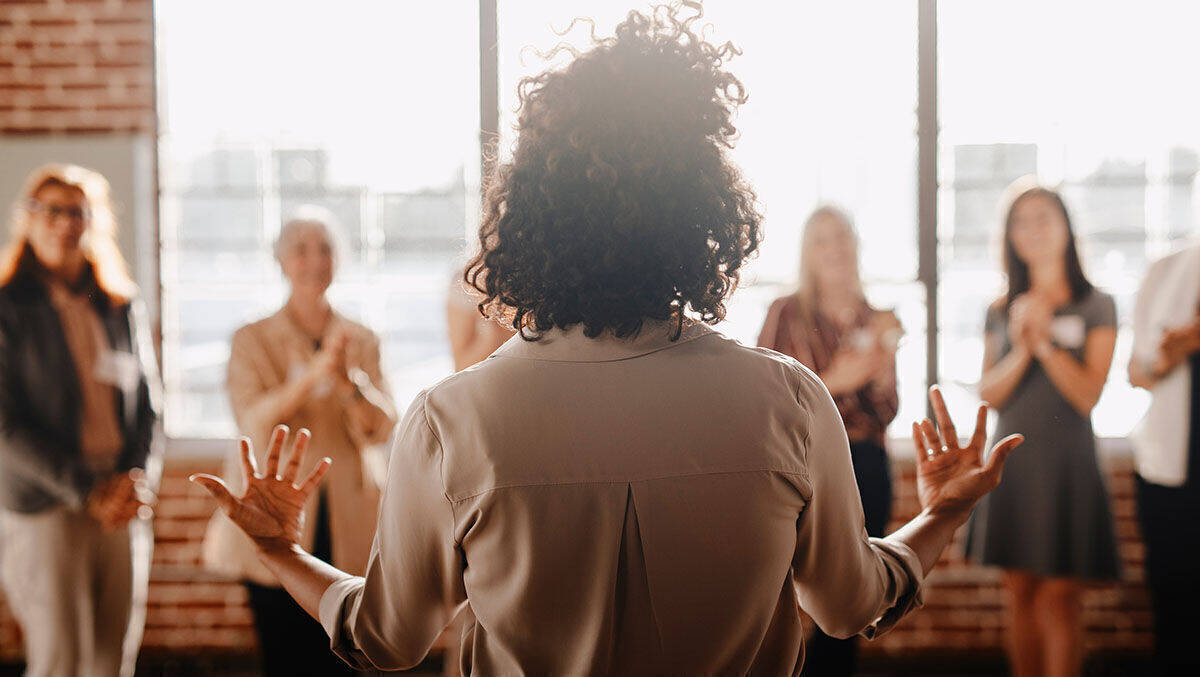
466, 1, 762, 340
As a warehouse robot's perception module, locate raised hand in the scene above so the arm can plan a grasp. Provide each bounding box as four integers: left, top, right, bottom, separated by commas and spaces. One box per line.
1155, 320, 1200, 376
912, 386, 1024, 519
190, 425, 332, 552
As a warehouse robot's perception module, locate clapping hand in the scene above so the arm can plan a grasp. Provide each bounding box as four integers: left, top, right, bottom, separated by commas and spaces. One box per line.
912, 386, 1024, 518
311, 328, 351, 383
190, 425, 332, 552
1009, 294, 1052, 352
1153, 315, 1200, 377
822, 348, 885, 395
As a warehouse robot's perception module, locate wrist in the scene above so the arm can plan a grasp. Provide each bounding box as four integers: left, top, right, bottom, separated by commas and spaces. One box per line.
920, 503, 971, 526
255, 538, 304, 559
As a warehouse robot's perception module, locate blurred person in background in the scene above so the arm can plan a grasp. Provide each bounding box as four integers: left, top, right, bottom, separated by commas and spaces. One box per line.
757, 205, 902, 676
0, 163, 159, 677
201, 206, 397, 677
1128, 242, 1200, 675
967, 181, 1120, 677
446, 266, 515, 371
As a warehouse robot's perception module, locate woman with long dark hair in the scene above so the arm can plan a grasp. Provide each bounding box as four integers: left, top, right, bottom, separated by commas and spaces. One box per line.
0, 164, 159, 677
191, 5, 1023, 673
968, 180, 1120, 677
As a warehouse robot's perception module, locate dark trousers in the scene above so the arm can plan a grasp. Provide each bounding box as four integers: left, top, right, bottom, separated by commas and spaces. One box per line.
801, 439, 893, 677
1136, 473, 1200, 675
243, 491, 358, 677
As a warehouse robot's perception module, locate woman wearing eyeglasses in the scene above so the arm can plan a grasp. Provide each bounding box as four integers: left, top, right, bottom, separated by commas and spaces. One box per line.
0, 164, 159, 677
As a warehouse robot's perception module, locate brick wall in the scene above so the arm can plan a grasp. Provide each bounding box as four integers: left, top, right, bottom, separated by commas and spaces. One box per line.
0, 454, 1153, 669
862, 455, 1152, 659
0, 0, 154, 135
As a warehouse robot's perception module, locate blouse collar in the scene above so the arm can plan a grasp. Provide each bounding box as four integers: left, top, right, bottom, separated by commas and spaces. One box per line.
493, 317, 716, 363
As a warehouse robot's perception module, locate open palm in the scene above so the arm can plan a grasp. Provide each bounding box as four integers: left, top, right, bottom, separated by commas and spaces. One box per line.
912, 386, 1024, 518
191, 425, 331, 551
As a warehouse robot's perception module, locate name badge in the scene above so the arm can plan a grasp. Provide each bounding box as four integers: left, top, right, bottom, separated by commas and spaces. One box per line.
1050, 315, 1086, 349
94, 350, 141, 393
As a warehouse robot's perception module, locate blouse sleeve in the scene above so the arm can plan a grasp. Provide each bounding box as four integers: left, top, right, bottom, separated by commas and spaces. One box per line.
790, 368, 924, 638
318, 390, 467, 671
983, 302, 1007, 358
1086, 292, 1118, 332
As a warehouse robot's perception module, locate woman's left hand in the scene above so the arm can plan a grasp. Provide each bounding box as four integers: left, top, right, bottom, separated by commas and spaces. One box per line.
190, 425, 332, 552
912, 386, 1024, 519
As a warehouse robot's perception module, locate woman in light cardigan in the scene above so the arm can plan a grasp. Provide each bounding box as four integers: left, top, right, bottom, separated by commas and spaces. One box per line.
202, 207, 396, 677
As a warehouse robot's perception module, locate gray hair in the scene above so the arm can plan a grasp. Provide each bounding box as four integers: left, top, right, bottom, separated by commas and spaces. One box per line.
273, 205, 346, 266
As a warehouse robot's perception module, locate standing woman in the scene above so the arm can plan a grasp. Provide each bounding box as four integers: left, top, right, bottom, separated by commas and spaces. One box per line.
968, 181, 1120, 677
0, 164, 159, 677
201, 207, 397, 677
757, 205, 902, 676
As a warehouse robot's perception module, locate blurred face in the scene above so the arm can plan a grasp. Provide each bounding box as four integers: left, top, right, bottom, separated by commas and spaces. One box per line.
1008, 193, 1070, 268
806, 214, 859, 291
279, 225, 335, 298
26, 183, 89, 271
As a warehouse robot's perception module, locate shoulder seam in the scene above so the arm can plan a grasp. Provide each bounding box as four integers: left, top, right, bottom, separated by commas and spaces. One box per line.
420, 393, 453, 506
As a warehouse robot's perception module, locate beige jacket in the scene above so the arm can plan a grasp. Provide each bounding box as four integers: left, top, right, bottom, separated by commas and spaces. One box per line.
202, 310, 396, 584
319, 320, 924, 675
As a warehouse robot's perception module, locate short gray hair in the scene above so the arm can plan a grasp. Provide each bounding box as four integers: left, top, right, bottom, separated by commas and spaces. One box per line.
274, 205, 346, 266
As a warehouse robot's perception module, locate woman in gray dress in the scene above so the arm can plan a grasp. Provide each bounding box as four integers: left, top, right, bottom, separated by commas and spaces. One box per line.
968, 180, 1120, 677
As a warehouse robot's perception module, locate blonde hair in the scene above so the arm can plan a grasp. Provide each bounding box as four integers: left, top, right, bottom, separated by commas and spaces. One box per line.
795, 204, 864, 319
1, 163, 135, 304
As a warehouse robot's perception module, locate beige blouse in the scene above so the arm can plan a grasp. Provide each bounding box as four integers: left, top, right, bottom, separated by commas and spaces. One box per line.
202, 309, 396, 585
46, 280, 123, 473
318, 321, 925, 675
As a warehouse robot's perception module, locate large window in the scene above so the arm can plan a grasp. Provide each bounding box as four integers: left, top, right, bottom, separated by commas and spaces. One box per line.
157, 0, 480, 438
155, 0, 1200, 443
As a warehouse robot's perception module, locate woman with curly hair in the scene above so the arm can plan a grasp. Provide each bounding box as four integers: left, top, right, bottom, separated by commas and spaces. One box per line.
192, 4, 1023, 673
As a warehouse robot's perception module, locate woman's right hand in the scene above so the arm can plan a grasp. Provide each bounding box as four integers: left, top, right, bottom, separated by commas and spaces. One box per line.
190, 425, 331, 552
308, 328, 350, 384
911, 386, 1024, 520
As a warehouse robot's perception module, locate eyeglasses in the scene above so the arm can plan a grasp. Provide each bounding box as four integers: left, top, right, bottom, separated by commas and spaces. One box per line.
25, 199, 91, 224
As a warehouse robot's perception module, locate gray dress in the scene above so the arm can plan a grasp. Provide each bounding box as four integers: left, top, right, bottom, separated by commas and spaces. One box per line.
966, 289, 1121, 580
